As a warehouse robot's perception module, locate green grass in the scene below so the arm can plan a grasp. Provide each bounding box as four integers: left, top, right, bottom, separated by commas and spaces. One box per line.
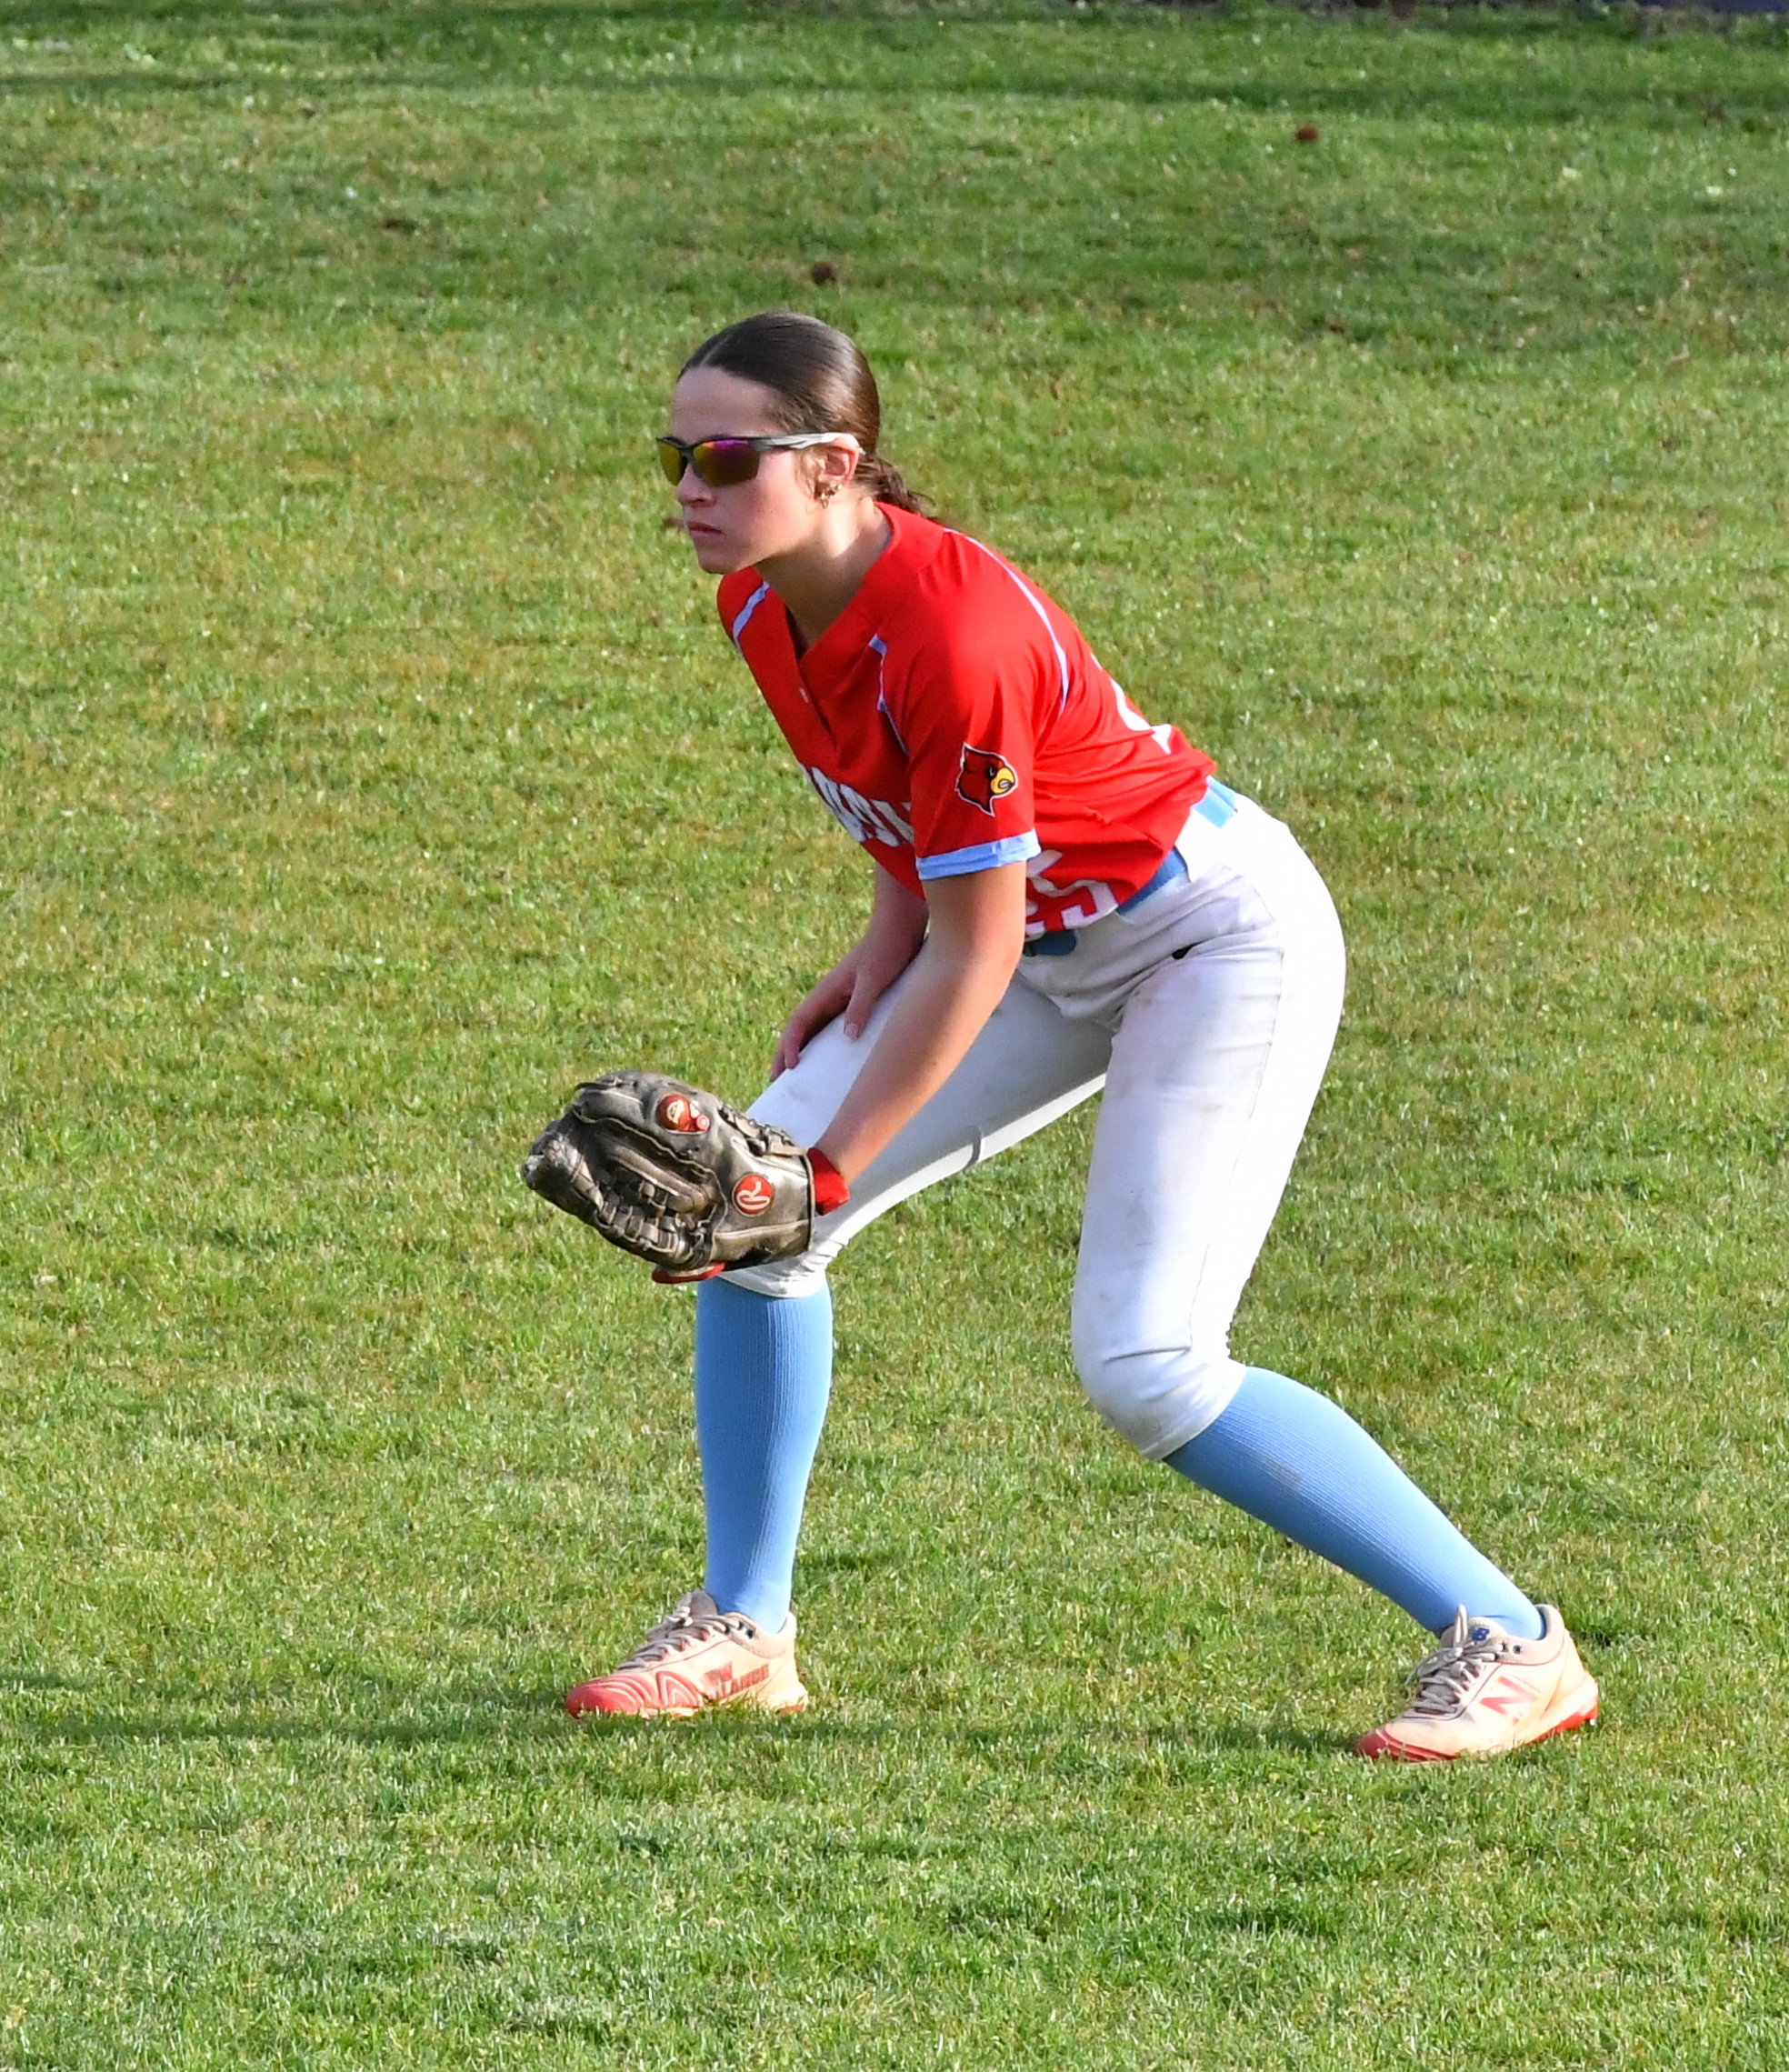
3, 0, 1788, 2063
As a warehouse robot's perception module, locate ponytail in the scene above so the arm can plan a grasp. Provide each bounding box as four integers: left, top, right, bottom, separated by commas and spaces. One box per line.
855, 452, 926, 515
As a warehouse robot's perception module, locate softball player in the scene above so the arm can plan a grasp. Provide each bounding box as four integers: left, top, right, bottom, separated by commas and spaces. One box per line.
565, 312, 1597, 1759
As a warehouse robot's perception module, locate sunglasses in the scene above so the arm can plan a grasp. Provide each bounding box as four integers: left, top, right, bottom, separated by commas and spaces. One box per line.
655, 430, 858, 489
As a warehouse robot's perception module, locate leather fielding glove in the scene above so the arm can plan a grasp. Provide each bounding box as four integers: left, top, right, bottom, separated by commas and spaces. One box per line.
521, 1070, 850, 1282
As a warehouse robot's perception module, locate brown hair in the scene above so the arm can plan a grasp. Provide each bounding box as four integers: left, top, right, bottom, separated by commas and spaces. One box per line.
679, 311, 928, 515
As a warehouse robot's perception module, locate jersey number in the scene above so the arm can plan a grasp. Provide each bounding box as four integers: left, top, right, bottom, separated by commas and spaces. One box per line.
1026, 850, 1117, 933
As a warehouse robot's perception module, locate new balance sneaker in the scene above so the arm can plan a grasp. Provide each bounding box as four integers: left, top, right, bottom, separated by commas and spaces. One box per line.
1355, 1605, 1599, 1761
565, 1590, 808, 1719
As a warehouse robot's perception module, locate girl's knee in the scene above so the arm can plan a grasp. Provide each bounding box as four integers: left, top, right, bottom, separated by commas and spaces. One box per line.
1071, 1318, 1244, 1459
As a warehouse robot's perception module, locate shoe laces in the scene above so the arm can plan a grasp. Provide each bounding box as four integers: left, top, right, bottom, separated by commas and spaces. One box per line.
615, 1592, 759, 1674
1403, 1607, 1510, 1718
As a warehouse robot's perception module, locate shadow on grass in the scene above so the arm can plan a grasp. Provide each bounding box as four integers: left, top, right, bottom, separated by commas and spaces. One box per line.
705, 1711, 1356, 1758
0, 1670, 569, 1747
1, 1674, 1354, 1756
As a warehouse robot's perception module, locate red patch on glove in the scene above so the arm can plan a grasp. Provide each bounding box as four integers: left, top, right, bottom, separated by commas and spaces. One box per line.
657, 1093, 711, 1133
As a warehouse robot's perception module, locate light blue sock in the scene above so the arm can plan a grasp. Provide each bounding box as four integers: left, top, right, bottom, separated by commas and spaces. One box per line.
693, 1277, 833, 1631
1165, 1367, 1543, 1638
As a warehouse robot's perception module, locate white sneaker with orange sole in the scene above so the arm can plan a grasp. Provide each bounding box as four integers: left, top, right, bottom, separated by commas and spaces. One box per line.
1356, 1605, 1599, 1761
565, 1590, 808, 1719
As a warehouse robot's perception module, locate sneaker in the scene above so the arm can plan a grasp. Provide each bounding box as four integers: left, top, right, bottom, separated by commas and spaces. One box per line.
565, 1590, 808, 1719
1355, 1605, 1599, 1762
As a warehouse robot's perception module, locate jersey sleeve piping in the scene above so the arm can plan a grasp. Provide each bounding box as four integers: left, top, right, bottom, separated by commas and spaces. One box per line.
915, 832, 1042, 881
956, 533, 1073, 710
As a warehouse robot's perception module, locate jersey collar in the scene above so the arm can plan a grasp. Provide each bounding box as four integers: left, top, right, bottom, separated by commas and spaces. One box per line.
776, 503, 944, 685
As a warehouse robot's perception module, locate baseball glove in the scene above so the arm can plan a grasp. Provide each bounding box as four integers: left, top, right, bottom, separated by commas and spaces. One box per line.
520, 1070, 848, 1282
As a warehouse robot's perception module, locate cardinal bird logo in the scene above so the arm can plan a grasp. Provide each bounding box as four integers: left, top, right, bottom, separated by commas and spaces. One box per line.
955, 744, 1019, 815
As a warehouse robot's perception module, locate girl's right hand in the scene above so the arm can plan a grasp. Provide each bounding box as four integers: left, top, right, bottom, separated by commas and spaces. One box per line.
771, 870, 929, 1079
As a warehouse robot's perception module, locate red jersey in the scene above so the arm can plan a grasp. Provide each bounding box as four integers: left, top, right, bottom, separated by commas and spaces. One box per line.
717, 505, 1214, 938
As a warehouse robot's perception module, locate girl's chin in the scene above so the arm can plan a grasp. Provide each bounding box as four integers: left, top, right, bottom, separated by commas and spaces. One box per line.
686, 532, 750, 573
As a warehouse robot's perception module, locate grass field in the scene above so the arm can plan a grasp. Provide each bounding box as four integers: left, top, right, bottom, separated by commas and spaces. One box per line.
4, 1, 1789, 2064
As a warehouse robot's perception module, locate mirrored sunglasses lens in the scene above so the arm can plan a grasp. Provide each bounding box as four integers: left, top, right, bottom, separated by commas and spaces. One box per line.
655, 441, 685, 485
693, 438, 761, 487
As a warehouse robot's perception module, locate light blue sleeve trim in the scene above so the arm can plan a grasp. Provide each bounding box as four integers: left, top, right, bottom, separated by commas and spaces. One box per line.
1192, 778, 1239, 828
915, 832, 1042, 881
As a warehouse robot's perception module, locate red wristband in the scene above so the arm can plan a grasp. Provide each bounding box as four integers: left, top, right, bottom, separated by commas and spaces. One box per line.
807, 1148, 851, 1216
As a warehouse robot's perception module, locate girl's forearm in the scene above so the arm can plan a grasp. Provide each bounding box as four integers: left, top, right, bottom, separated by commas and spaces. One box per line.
811, 935, 1013, 1180
864, 862, 930, 958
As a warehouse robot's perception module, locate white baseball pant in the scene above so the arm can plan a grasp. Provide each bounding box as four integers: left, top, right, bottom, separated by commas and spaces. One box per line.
730, 786, 1347, 1460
